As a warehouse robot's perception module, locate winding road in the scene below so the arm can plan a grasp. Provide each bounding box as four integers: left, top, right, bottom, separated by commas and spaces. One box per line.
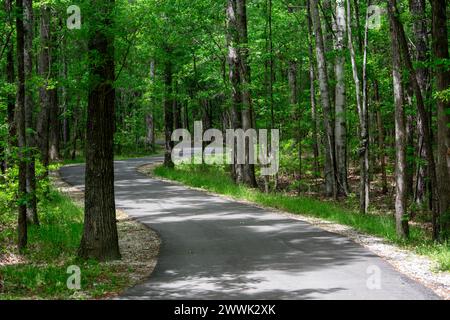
59, 156, 438, 300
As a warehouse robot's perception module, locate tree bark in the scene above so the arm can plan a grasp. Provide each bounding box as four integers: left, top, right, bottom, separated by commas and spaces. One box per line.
431, 0, 450, 239
226, 0, 244, 184
79, 0, 121, 261
5, 0, 16, 167
310, 0, 337, 198
334, 0, 348, 196
163, 47, 175, 168
37, 4, 51, 175
388, 0, 440, 239
15, 0, 28, 250
389, 2, 410, 238
24, 0, 38, 225
307, 0, 320, 177
347, 0, 369, 213
236, 0, 257, 187
374, 80, 388, 194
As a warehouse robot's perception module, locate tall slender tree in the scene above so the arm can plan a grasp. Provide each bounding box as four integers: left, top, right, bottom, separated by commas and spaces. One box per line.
37, 4, 51, 176
310, 0, 337, 198
334, 0, 348, 196
15, 0, 28, 250
23, 0, 39, 225
389, 4, 410, 238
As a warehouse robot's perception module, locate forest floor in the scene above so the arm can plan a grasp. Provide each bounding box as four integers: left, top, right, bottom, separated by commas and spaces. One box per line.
142, 163, 450, 299
0, 169, 160, 300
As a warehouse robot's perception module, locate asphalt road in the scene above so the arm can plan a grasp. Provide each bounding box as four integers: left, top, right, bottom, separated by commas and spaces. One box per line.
59, 156, 438, 300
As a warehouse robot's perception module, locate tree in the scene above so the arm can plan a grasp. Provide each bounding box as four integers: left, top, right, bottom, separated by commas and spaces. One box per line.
334, 0, 348, 196
409, 0, 429, 206
389, 2, 409, 238
431, 0, 450, 239
163, 47, 175, 168
79, 0, 121, 261
15, 0, 28, 250
36, 4, 51, 175
5, 0, 16, 167
24, 0, 38, 225
346, 0, 370, 213
310, 0, 337, 198
387, 0, 440, 240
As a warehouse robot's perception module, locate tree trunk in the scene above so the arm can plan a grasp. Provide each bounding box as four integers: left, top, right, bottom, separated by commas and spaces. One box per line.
388, 0, 440, 240
310, 0, 337, 198
79, 0, 121, 261
5, 0, 16, 167
163, 47, 175, 168
410, 0, 429, 207
347, 0, 369, 213
226, 0, 244, 184
37, 4, 51, 175
374, 81, 388, 194
334, 0, 348, 196
236, 0, 257, 188
307, 0, 320, 177
15, 0, 28, 250
389, 2, 410, 238
431, 0, 450, 239
24, 0, 38, 225
48, 64, 60, 161
146, 59, 156, 152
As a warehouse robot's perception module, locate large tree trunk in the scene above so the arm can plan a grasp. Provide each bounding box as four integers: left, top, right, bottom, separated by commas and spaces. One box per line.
431, 0, 450, 239
310, 0, 337, 198
163, 47, 175, 168
79, 0, 121, 261
36, 4, 51, 176
15, 0, 28, 250
388, 0, 440, 239
24, 0, 38, 225
334, 0, 348, 196
389, 1, 410, 238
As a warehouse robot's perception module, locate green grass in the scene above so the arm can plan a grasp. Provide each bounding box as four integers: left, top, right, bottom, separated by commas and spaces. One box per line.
0, 191, 128, 300
154, 164, 450, 272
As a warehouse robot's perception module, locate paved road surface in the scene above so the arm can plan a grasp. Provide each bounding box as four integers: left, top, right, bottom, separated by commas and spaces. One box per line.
59, 157, 438, 300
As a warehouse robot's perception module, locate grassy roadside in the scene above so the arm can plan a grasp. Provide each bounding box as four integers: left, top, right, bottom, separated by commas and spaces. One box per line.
153, 164, 450, 272
0, 190, 130, 299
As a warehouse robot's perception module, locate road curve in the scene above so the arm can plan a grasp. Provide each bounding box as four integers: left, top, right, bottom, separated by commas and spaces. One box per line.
59, 156, 438, 300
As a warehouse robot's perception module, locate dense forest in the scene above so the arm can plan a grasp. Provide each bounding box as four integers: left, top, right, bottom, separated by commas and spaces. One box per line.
0, 0, 449, 265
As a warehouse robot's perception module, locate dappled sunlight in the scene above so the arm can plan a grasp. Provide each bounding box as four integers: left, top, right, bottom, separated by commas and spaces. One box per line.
59, 158, 438, 300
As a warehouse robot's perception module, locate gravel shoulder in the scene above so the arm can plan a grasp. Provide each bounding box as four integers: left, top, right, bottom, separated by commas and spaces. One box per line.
52, 169, 161, 298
